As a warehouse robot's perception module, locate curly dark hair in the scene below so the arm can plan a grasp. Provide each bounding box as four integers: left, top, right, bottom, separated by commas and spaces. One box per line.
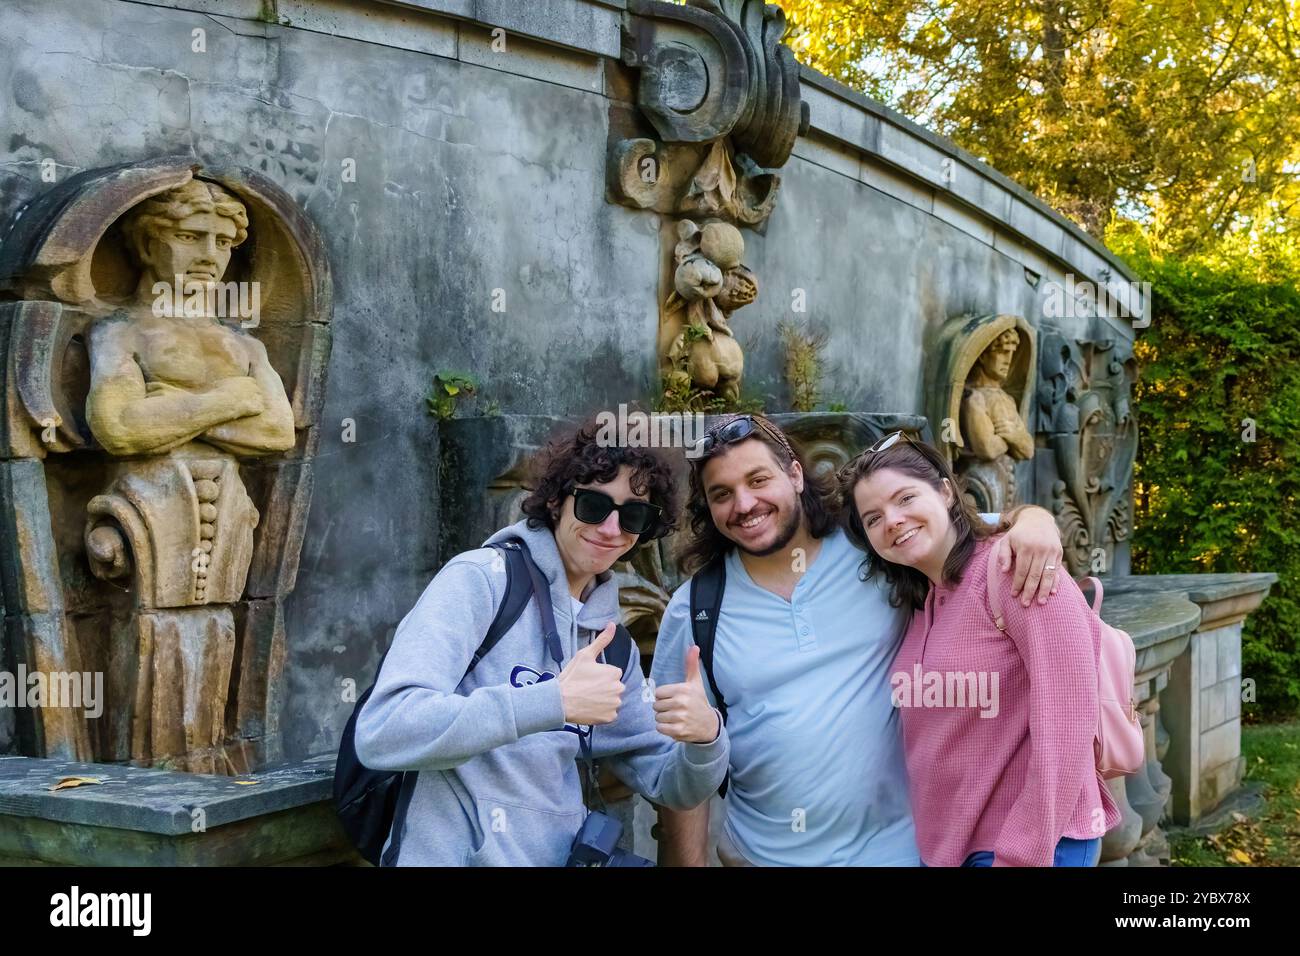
837, 435, 1002, 610
519, 417, 681, 546
676, 416, 838, 578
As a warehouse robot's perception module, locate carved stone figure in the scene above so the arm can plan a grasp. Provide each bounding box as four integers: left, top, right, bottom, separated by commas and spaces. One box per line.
610, 0, 809, 409
1037, 331, 1137, 576
959, 328, 1035, 509
928, 313, 1036, 512
0, 158, 333, 772
609, 0, 808, 228
80, 181, 295, 772
658, 219, 756, 403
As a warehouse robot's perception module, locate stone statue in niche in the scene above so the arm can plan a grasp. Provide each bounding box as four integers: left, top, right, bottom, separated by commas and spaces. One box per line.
960, 328, 1035, 508
82, 181, 295, 772
928, 313, 1036, 513
658, 219, 757, 404
0, 158, 332, 772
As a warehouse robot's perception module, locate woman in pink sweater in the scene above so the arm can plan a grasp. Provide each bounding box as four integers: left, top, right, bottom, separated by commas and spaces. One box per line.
837, 433, 1119, 866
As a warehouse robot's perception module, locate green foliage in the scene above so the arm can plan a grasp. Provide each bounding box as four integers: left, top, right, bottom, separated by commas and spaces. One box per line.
1109, 226, 1300, 718
425, 371, 479, 421
654, 373, 766, 415
682, 322, 712, 345
656, 373, 726, 414
776, 0, 1300, 252
779, 320, 828, 412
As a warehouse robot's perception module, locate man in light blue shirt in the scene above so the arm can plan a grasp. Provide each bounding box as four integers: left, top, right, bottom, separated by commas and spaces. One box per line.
650, 414, 1064, 866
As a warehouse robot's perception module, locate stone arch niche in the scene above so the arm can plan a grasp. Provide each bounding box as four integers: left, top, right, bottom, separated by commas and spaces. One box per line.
0, 157, 332, 774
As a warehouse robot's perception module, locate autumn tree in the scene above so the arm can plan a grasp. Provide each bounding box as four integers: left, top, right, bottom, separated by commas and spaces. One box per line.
776, 0, 1300, 254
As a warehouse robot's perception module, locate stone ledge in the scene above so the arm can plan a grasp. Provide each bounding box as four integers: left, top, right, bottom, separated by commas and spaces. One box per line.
0, 753, 356, 865
1099, 591, 1201, 650
0, 752, 336, 835
1105, 573, 1277, 631
1105, 573, 1277, 604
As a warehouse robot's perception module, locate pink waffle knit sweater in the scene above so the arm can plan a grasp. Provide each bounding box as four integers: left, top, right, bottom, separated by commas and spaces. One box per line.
891, 536, 1121, 866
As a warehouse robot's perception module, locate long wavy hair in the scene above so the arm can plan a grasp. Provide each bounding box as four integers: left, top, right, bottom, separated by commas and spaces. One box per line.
837, 437, 1002, 610
519, 417, 680, 546
676, 419, 837, 577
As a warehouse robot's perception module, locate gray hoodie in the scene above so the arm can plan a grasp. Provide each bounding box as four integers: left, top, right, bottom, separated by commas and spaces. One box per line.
354, 518, 729, 865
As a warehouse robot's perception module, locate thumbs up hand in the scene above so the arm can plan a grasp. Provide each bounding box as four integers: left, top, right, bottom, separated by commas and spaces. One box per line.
558, 623, 625, 726
653, 646, 721, 744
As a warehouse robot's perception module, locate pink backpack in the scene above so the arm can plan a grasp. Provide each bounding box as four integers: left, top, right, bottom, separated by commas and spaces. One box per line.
985, 547, 1145, 779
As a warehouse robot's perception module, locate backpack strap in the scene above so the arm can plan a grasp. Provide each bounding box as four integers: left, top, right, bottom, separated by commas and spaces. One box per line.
984, 545, 1007, 632
1082, 575, 1104, 613
467, 541, 533, 674
379, 772, 417, 866
508, 537, 567, 669
689, 558, 729, 796
605, 624, 636, 676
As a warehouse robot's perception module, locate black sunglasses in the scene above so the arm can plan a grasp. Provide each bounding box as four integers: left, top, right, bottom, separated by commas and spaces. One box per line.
690, 414, 795, 462
571, 488, 662, 536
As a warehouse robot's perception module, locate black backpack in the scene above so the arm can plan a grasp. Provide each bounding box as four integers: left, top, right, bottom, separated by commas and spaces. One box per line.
333, 537, 633, 865
688, 558, 730, 797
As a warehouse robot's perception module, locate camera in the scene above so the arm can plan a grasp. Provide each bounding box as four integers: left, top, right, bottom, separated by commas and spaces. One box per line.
565, 811, 654, 867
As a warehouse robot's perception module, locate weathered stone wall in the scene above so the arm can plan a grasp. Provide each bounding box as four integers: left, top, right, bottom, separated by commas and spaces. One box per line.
0, 0, 1143, 761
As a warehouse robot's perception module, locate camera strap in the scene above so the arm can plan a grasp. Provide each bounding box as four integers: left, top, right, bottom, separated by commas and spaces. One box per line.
511, 537, 606, 812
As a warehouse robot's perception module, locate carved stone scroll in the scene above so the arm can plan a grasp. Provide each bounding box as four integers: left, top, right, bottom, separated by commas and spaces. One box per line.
1037, 331, 1137, 576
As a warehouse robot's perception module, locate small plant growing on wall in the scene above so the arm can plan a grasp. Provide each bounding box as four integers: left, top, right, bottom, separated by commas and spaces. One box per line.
655, 373, 766, 415
656, 372, 726, 414
426, 371, 479, 420
779, 320, 828, 413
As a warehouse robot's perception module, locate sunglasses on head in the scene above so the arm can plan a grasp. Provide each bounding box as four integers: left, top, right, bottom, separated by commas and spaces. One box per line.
690, 414, 795, 462
838, 431, 927, 482
571, 488, 662, 536
864, 430, 923, 456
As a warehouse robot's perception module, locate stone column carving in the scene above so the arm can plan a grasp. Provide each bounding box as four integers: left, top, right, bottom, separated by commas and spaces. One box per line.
609, 0, 809, 406
0, 158, 333, 773
1037, 332, 1137, 576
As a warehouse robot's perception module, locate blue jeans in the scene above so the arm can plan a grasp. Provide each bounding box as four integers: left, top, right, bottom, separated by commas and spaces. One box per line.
960, 836, 1102, 867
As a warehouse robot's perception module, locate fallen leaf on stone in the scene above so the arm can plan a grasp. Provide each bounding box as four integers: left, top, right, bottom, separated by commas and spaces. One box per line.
233, 780, 260, 786
1230, 848, 1252, 864
48, 776, 104, 791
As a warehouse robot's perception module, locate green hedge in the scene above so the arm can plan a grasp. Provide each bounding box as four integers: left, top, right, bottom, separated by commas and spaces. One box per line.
1113, 233, 1300, 718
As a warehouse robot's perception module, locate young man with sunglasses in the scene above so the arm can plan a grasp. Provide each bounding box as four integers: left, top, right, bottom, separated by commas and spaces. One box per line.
651, 414, 1065, 866
355, 419, 728, 865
